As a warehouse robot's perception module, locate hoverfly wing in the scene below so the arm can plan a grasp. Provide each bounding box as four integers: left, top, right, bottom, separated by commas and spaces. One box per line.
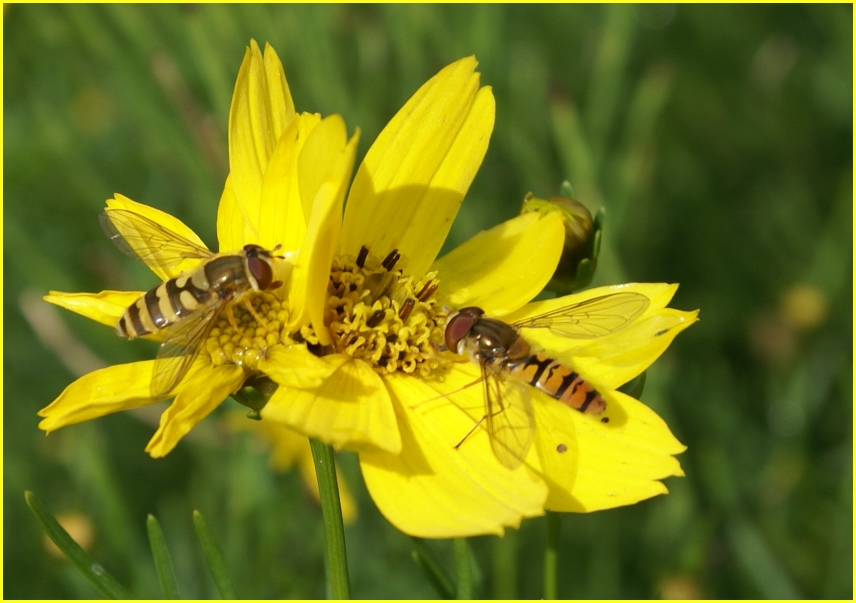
100, 208, 213, 272
484, 368, 535, 470
150, 299, 224, 397
512, 292, 650, 339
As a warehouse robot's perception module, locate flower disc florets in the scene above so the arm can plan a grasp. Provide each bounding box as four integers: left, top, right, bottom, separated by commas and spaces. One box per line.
303, 247, 446, 377
205, 292, 288, 371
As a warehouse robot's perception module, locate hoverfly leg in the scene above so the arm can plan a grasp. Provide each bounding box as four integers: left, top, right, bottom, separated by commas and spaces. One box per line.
226, 305, 241, 331
454, 415, 486, 450
242, 297, 267, 327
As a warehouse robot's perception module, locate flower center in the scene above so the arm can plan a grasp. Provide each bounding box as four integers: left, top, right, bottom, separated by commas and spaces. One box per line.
205, 292, 289, 372
302, 246, 446, 377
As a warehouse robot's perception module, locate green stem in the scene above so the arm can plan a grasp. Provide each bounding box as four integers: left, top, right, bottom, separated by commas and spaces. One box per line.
453, 538, 473, 599
309, 438, 351, 599
544, 511, 562, 599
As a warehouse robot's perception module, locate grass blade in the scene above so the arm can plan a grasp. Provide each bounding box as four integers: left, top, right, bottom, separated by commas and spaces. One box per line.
192, 509, 238, 599
25, 491, 131, 599
146, 514, 181, 599
544, 511, 561, 599
410, 537, 455, 599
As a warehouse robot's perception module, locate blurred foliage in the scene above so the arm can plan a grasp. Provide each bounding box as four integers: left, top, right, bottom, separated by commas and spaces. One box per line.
4, 4, 852, 599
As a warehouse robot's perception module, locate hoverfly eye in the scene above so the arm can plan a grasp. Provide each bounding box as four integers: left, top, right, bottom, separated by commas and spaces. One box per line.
247, 256, 273, 290
445, 307, 483, 353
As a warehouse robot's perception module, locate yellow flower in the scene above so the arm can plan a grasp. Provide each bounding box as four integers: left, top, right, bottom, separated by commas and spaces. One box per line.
257, 56, 699, 538
227, 414, 358, 524
39, 40, 359, 457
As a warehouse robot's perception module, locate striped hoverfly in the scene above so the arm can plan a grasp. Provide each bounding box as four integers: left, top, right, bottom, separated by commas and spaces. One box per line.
443, 291, 650, 469
100, 208, 284, 397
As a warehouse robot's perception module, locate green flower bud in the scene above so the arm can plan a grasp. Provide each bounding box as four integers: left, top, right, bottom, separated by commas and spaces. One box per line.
520, 188, 601, 293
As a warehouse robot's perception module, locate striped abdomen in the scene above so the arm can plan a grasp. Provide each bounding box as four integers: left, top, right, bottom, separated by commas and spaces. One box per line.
506, 353, 606, 414
116, 255, 250, 338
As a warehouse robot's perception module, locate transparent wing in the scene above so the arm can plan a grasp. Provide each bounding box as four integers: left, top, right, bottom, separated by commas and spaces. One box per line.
483, 367, 535, 470
100, 208, 213, 271
512, 292, 650, 339
151, 300, 225, 397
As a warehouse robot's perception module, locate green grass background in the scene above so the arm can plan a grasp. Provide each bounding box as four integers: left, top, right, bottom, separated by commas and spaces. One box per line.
4, 4, 852, 599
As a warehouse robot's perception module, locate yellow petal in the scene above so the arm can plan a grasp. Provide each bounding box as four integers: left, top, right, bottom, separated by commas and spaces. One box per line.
145, 360, 244, 458
228, 40, 296, 241
287, 115, 359, 341
261, 356, 400, 454
432, 212, 564, 316
528, 390, 685, 512
359, 372, 548, 538
38, 360, 163, 432
215, 174, 242, 252
43, 290, 143, 329
341, 57, 495, 278
258, 112, 323, 253
528, 308, 699, 390
257, 344, 339, 389
501, 282, 681, 325
106, 194, 209, 280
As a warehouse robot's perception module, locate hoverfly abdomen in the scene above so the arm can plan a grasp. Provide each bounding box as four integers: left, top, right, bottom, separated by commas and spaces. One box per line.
117, 270, 213, 338
510, 352, 606, 415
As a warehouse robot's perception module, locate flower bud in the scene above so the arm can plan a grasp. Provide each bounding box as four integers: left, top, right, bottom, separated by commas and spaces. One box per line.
520, 191, 599, 293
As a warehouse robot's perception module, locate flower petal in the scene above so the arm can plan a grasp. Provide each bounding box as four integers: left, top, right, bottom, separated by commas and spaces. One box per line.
259, 112, 322, 253
526, 308, 699, 390
359, 372, 548, 538
258, 344, 339, 389
432, 212, 564, 316
529, 390, 685, 512
38, 360, 163, 432
215, 174, 242, 252
341, 57, 496, 278
501, 282, 682, 325
261, 356, 400, 454
43, 290, 143, 329
228, 40, 296, 241
106, 194, 209, 280
287, 115, 359, 342
144, 359, 244, 458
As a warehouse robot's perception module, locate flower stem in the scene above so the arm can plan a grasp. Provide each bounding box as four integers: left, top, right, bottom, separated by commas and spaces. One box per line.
309, 438, 351, 599
453, 538, 473, 599
544, 511, 562, 599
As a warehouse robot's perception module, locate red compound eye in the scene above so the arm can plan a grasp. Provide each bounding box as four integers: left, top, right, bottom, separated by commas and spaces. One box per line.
244, 245, 274, 290
444, 307, 484, 353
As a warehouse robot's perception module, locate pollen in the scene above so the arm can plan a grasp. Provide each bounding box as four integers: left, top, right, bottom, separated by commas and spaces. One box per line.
303, 247, 446, 377
205, 292, 289, 371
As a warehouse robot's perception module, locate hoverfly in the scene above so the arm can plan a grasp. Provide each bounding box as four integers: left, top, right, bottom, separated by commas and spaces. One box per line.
443, 292, 650, 469
99, 208, 283, 397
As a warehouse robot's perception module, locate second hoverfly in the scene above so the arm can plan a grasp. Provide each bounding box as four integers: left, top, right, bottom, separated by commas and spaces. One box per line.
100, 208, 284, 397
443, 291, 650, 469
